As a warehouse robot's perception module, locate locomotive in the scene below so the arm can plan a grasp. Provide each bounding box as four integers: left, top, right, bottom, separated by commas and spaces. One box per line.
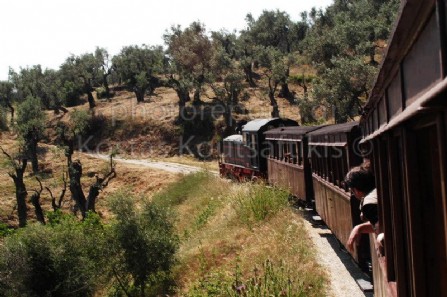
219, 0, 447, 296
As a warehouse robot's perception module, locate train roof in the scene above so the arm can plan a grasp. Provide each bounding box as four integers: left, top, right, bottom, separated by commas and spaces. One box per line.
222, 134, 243, 142
307, 122, 359, 146
307, 122, 359, 136
242, 118, 297, 133
264, 125, 326, 141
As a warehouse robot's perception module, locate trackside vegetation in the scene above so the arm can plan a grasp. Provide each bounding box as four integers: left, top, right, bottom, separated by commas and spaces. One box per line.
0, 194, 178, 297
154, 172, 328, 296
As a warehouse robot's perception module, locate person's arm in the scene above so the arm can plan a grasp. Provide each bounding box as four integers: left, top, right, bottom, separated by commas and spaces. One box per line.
347, 222, 375, 251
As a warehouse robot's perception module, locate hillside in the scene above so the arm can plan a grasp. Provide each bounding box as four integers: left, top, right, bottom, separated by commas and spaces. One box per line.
0, 64, 307, 226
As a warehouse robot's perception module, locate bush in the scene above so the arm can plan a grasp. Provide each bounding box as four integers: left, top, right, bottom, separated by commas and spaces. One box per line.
0, 214, 109, 297
96, 87, 114, 100
108, 190, 179, 296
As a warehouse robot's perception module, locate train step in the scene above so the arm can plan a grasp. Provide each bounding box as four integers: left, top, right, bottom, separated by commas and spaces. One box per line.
355, 278, 373, 292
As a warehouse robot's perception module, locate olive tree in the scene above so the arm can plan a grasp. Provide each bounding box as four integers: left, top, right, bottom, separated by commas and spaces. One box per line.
16, 96, 45, 174
207, 44, 245, 136
0, 81, 15, 126
164, 22, 213, 104
112, 45, 164, 103
108, 191, 178, 296
0, 147, 28, 227
257, 47, 290, 118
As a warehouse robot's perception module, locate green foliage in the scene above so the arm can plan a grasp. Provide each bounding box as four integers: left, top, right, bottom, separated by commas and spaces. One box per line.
96, 86, 108, 99
188, 258, 325, 297
289, 74, 315, 85
70, 109, 91, 136
112, 45, 164, 102
0, 223, 14, 237
16, 96, 45, 138
245, 10, 299, 54
108, 190, 179, 295
303, 0, 400, 122
152, 171, 214, 207
234, 183, 289, 227
0, 215, 109, 297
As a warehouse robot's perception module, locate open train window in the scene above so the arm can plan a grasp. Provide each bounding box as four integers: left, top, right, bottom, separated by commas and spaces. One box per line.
405, 117, 447, 296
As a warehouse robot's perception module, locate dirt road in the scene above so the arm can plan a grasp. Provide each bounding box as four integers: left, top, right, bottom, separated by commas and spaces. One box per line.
86, 153, 217, 175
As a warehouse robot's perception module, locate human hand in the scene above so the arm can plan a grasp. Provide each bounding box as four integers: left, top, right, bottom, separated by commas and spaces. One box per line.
347, 226, 360, 252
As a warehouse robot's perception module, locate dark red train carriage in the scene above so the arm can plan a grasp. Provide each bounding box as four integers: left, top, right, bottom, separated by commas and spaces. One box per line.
264, 125, 326, 205
360, 0, 447, 296
307, 122, 371, 270
219, 118, 297, 180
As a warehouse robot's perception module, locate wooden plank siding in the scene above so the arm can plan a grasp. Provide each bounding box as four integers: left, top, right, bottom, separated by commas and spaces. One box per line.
360, 1, 447, 296
267, 158, 307, 200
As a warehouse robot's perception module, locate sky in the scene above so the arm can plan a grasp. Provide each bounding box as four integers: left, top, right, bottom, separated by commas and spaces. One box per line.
0, 0, 333, 80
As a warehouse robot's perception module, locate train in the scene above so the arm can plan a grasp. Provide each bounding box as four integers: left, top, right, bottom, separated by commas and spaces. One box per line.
219, 0, 447, 296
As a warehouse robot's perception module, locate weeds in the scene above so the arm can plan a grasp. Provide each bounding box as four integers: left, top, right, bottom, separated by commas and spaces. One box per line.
152, 171, 214, 207
234, 183, 289, 227
188, 258, 322, 297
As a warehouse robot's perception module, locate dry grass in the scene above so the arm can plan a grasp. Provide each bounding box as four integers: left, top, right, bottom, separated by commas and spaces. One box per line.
0, 135, 178, 226
154, 173, 329, 296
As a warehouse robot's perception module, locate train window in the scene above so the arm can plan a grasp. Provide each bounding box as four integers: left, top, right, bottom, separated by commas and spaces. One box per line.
252, 134, 257, 150
246, 133, 251, 147
402, 12, 442, 105
298, 141, 303, 166
373, 109, 379, 131
406, 119, 447, 296
291, 143, 297, 164
386, 71, 403, 121
379, 96, 387, 126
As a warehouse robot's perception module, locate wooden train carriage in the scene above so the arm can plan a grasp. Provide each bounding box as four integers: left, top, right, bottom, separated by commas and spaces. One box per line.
264, 126, 325, 204
307, 122, 370, 269
219, 118, 297, 180
360, 1, 447, 296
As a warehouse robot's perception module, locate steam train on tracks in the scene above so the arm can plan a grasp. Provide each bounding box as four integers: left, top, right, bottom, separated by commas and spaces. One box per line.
219, 1, 447, 296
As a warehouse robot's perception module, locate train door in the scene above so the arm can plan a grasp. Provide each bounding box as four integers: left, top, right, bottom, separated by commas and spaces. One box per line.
404, 114, 447, 297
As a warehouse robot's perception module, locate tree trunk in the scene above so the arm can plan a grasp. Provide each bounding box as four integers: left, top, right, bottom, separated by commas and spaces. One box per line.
193, 87, 201, 105
278, 81, 293, 99
31, 192, 45, 224
244, 66, 256, 87
68, 159, 87, 218
268, 79, 280, 118
269, 91, 280, 118
10, 160, 28, 228
135, 89, 145, 103
103, 73, 111, 100
86, 184, 100, 212
87, 91, 95, 109
30, 139, 39, 174
7, 102, 14, 125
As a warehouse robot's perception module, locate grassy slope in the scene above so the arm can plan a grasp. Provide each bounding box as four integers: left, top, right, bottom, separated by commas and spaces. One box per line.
152, 172, 328, 296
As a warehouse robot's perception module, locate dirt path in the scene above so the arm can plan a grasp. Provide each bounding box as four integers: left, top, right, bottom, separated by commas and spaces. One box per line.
86, 153, 218, 175
87, 153, 371, 296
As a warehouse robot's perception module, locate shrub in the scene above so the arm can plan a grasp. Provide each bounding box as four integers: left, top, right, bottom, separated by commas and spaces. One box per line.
108, 190, 179, 296
0, 214, 109, 297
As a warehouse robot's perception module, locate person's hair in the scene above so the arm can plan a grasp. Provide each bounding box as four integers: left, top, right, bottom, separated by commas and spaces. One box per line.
344, 164, 375, 194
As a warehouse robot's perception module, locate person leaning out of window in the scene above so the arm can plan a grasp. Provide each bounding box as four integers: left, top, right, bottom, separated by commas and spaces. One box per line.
344, 163, 378, 251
